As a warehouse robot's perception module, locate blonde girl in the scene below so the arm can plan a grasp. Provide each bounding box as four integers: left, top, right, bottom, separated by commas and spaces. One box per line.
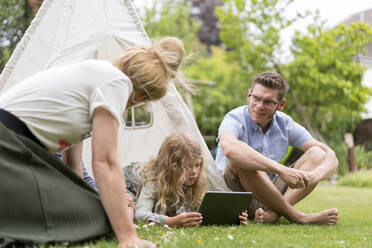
133, 133, 248, 227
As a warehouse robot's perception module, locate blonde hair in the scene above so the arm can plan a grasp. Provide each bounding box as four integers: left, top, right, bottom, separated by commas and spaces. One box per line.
141, 133, 206, 215
114, 37, 185, 100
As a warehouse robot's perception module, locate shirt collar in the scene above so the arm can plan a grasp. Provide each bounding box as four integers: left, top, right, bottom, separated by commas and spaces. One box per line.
245, 105, 278, 133
268, 113, 278, 134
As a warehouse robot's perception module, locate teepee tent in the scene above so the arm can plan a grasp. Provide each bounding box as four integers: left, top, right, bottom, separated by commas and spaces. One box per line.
0, 0, 228, 191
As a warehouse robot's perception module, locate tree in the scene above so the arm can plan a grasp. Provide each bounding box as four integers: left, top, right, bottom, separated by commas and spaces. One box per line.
141, 0, 203, 55
0, 0, 39, 72
186, 0, 222, 51
285, 22, 372, 143
184, 47, 244, 148
216, 0, 372, 144
216, 0, 300, 81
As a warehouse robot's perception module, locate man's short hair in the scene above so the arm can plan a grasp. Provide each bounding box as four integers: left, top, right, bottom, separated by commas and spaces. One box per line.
251, 71, 290, 101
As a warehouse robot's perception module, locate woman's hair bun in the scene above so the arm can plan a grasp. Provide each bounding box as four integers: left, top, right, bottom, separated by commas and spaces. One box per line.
115, 36, 190, 101
151, 37, 185, 79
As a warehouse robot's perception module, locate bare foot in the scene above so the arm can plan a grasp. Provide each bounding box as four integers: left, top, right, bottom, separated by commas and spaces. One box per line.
254, 208, 280, 224
295, 208, 338, 225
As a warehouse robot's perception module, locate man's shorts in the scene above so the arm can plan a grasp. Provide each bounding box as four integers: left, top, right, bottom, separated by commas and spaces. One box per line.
223, 166, 290, 218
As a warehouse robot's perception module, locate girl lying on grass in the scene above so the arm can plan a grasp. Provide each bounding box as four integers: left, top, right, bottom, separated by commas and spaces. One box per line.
127, 133, 248, 227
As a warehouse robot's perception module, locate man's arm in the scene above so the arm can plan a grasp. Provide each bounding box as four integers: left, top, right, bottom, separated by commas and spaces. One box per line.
299, 139, 338, 182
63, 142, 83, 177
220, 132, 310, 189
220, 132, 284, 173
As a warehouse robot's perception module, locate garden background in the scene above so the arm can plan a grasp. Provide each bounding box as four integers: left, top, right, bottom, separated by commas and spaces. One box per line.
1, 0, 372, 247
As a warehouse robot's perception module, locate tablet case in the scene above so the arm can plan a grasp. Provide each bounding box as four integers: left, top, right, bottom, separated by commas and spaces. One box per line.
199, 191, 252, 225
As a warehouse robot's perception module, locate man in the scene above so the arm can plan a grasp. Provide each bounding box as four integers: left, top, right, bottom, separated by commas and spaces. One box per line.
216, 71, 338, 225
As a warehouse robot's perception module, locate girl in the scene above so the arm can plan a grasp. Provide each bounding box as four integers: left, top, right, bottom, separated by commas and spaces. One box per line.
0, 37, 185, 247
130, 133, 248, 227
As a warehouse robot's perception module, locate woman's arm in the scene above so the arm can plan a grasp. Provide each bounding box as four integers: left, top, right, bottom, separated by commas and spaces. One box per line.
91, 107, 148, 247
63, 142, 83, 177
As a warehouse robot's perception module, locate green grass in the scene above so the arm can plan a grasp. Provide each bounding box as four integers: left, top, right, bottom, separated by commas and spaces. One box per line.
64, 185, 372, 248
338, 170, 372, 188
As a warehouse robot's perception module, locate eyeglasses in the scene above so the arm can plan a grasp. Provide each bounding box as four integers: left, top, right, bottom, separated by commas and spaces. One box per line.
249, 94, 279, 108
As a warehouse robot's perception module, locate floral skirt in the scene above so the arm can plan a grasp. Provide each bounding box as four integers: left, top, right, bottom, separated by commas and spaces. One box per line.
123, 161, 148, 204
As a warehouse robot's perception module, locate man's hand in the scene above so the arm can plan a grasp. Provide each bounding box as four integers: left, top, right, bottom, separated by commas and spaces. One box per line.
165, 212, 203, 227
278, 167, 310, 189
239, 210, 248, 226
118, 235, 155, 248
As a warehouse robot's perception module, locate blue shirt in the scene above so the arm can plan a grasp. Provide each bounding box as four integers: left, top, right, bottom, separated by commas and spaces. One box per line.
215, 106, 312, 177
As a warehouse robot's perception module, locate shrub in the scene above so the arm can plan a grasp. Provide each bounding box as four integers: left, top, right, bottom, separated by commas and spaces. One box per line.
354, 145, 372, 170
330, 143, 372, 175
338, 170, 372, 188
329, 142, 348, 175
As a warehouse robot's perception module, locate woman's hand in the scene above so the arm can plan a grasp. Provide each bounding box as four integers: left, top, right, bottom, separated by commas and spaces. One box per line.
118, 235, 155, 248
239, 210, 248, 226
164, 212, 203, 227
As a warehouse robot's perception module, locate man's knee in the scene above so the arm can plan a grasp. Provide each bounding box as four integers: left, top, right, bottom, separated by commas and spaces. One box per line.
236, 167, 271, 186
307, 146, 326, 163
297, 146, 325, 170
228, 161, 259, 179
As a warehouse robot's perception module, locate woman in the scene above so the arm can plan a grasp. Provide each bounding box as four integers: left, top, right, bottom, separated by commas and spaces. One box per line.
125, 133, 248, 227
0, 37, 184, 247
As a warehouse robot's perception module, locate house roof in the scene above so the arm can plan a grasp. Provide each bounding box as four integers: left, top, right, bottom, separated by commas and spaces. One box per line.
342, 8, 372, 26
340, 9, 372, 120
341, 8, 372, 62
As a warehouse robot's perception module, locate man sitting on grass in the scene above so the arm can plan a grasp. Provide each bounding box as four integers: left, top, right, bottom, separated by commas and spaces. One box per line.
216, 71, 339, 225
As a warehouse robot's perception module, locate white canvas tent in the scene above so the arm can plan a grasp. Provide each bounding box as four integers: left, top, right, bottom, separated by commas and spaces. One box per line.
0, 0, 228, 191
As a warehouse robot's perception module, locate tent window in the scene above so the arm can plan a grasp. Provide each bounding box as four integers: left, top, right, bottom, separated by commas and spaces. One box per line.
124, 103, 152, 129
125, 108, 133, 127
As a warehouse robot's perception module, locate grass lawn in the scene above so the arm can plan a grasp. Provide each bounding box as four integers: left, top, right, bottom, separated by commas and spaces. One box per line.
69, 185, 372, 248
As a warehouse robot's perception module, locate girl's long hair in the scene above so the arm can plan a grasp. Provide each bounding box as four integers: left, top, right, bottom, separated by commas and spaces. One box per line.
141, 133, 206, 215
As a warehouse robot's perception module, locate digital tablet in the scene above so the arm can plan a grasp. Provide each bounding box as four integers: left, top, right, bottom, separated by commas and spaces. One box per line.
199, 191, 252, 225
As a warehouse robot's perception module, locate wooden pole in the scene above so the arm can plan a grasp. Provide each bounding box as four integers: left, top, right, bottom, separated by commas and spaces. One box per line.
344, 133, 356, 172
27, 0, 42, 15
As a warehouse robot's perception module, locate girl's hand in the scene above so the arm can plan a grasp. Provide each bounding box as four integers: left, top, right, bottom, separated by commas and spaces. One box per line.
239, 210, 248, 226
126, 194, 133, 207
165, 212, 203, 227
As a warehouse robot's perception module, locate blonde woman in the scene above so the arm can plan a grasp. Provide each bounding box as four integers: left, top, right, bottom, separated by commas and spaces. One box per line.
132, 133, 248, 227
0, 37, 184, 247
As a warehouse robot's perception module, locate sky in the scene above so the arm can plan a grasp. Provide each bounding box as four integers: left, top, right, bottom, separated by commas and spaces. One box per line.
133, 0, 372, 27
286, 0, 372, 27
133, 0, 372, 117
281, 0, 372, 58
133, 0, 372, 54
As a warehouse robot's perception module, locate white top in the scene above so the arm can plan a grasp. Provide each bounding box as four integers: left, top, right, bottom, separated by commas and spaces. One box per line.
0, 60, 132, 153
